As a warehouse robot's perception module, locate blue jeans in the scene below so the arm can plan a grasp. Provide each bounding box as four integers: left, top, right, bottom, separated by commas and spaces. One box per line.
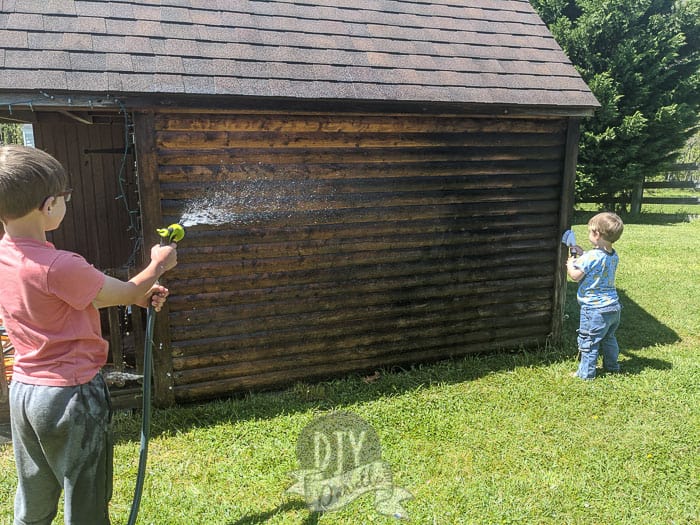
575, 305, 621, 379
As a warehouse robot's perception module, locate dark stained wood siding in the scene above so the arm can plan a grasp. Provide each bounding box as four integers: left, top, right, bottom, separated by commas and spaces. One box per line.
33, 113, 138, 271
149, 111, 568, 402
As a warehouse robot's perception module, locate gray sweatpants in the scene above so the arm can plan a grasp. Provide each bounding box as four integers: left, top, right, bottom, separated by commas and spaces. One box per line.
9, 374, 113, 525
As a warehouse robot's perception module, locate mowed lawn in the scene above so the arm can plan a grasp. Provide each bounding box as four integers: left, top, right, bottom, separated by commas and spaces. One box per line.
1, 209, 698, 524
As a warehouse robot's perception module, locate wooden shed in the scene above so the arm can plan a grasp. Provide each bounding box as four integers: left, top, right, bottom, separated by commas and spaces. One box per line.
0, 0, 598, 408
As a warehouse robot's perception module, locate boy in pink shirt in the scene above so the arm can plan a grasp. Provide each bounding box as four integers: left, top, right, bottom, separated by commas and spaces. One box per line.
0, 145, 178, 525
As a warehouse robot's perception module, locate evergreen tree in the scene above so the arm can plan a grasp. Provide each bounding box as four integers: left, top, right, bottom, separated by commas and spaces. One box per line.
531, 0, 700, 208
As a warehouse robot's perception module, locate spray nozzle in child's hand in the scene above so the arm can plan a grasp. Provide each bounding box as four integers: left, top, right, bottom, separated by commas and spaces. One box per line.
156, 223, 186, 245
562, 229, 579, 257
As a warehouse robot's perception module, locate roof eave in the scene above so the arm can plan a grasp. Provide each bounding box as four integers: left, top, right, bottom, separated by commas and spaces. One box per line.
0, 89, 599, 119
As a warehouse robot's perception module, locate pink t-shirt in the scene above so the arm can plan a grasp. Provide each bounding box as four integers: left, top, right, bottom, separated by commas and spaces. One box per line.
0, 235, 107, 386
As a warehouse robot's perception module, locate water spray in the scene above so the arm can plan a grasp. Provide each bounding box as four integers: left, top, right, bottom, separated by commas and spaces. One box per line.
177, 179, 337, 228
127, 223, 184, 525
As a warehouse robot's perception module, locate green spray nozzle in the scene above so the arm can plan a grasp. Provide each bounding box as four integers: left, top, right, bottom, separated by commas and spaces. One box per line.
156, 223, 186, 245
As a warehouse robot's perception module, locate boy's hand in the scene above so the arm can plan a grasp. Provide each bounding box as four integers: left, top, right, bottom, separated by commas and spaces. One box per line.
566, 256, 585, 282
135, 284, 169, 311
149, 285, 169, 312
151, 243, 178, 274
570, 244, 584, 257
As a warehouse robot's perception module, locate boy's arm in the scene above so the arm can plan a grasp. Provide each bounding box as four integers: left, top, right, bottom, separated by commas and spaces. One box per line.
93, 243, 177, 309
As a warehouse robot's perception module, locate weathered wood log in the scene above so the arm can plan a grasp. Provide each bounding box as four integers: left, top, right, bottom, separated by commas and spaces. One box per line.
159, 173, 563, 201
172, 335, 548, 402
156, 150, 564, 171
155, 114, 568, 134
164, 198, 561, 224
171, 304, 553, 370
156, 130, 566, 150
168, 289, 554, 345
167, 276, 554, 329
168, 252, 553, 297
158, 159, 565, 183
164, 250, 557, 296
168, 288, 554, 350
174, 216, 557, 246
173, 319, 552, 386
168, 231, 557, 267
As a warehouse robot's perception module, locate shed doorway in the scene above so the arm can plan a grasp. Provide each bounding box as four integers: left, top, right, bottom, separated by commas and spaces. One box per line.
32, 111, 140, 270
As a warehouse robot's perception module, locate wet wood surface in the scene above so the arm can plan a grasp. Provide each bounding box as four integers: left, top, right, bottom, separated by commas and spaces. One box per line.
142, 110, 573, 403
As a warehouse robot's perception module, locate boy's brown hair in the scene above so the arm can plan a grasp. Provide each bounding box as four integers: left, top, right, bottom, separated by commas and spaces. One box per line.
588, 212, 624, 243
0, 145, 68, 221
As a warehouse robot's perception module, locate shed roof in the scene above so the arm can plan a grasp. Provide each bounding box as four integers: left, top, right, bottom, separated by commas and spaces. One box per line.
0, 0, 599, 111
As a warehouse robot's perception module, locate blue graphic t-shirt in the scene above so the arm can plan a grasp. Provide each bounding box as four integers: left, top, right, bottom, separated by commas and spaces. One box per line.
574, 248, 619, 308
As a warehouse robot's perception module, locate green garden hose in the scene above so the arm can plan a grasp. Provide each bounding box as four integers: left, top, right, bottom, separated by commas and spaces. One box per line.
126, 304, 155, 525
127, 223, 183, 524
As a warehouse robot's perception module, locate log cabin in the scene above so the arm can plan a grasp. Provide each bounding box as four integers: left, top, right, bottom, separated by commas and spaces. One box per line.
0, 0, 598, 410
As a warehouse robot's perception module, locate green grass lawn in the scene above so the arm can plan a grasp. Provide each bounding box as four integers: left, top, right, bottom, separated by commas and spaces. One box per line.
1, 209, 698, 525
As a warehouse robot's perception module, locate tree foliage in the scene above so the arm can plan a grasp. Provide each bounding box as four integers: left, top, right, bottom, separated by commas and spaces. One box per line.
531, 0, 700, 207
0, 123, 23, 145
678, 129, 700, 165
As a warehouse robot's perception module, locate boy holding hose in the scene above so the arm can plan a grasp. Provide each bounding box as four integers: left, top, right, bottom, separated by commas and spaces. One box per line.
0, 145, 177, 525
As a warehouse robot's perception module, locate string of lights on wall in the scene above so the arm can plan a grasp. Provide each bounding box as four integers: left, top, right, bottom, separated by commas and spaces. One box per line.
113, 98, 143, 269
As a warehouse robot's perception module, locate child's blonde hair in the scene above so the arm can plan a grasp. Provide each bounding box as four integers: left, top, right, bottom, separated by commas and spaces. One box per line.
0, 145, 68, 221
588, 212, 624, 243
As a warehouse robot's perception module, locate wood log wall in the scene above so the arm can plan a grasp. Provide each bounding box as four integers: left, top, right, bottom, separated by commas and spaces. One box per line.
147, 111, 570, 403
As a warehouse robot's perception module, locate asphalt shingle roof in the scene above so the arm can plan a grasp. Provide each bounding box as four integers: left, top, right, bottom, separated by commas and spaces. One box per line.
0, 0, 599, 109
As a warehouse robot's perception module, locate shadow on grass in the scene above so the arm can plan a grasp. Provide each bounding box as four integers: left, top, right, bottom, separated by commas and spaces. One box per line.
618, 350, 673, 375
112, 346, 574, 444
227, 500, 319, 525
616, 286, 676, 374
563, 283, 680, 350
564, 282, 677, 375
618, 288, 679, 347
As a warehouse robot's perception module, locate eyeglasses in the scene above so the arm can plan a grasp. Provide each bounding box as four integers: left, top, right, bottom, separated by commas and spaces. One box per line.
55, 189, 73, 203
39, 188, 73, 209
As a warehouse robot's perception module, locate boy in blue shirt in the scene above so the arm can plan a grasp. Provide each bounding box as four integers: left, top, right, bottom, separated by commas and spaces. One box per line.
566, 212, 624, 379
